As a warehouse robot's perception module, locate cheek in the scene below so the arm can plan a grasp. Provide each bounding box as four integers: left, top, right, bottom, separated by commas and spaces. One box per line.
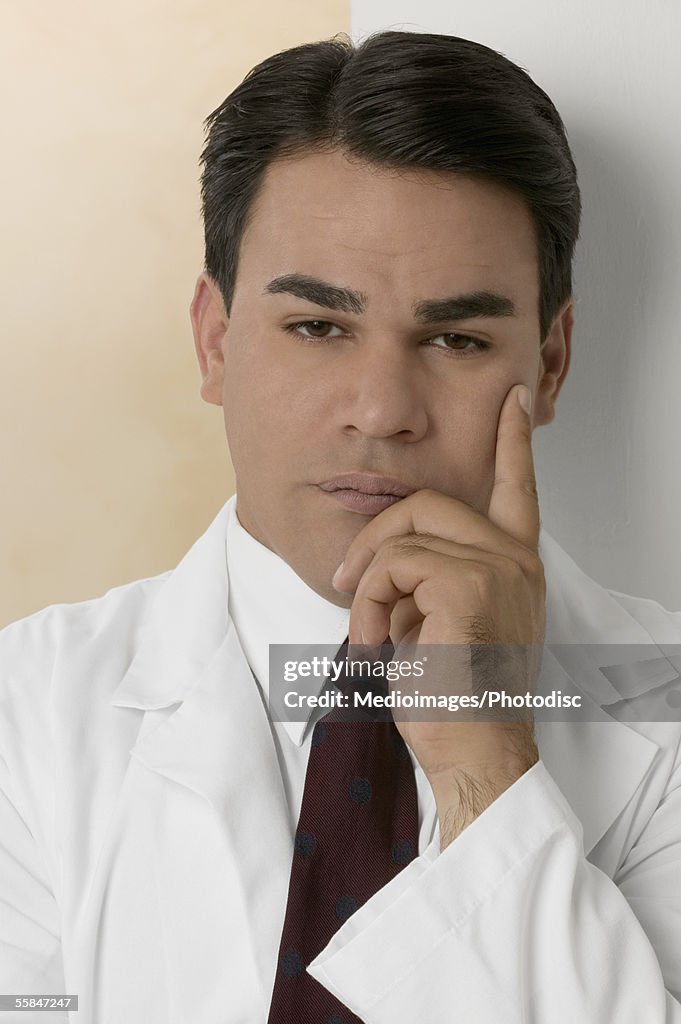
222, 335, 277, 418
435, 383, 504, 506
221, 347, 311, 468
223, 328, 312, 405
440, 381, 501, 452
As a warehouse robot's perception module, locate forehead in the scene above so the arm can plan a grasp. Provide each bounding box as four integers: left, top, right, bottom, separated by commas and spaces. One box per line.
236, 148, 539, 311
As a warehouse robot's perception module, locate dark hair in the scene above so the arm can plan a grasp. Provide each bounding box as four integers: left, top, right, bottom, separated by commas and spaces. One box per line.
200, 30, 580, 343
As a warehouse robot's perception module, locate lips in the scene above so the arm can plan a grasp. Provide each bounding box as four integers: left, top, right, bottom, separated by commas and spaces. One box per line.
318, 473, 416, 498
317, 474, 417, 515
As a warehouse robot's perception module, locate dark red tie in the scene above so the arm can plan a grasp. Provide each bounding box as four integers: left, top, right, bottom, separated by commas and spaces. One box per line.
266, 639, 419, 1024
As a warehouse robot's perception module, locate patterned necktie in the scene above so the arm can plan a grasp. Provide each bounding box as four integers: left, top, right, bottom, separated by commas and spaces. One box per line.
266, 638, 419, 1024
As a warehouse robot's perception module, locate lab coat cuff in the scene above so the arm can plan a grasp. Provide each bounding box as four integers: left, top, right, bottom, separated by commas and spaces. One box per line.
307, 759, 582, 1013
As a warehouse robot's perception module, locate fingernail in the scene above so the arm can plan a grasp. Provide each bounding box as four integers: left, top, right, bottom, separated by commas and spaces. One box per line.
517, 385, 532, 415
332, 561, 345, 589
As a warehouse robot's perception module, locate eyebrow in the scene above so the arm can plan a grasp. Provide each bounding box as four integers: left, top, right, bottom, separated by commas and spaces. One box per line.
263, 273, 516, 323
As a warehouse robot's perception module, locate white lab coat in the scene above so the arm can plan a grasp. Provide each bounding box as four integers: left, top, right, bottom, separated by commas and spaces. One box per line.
1, 500, 680, 1023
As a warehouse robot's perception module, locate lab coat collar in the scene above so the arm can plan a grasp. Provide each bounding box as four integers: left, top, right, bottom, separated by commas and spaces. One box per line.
110, 500, 670, 856
110, 502, 233, 711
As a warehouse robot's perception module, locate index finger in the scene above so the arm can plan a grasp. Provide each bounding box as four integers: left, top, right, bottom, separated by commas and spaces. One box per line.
486, 383, 540, 552
332, 490, 527, 595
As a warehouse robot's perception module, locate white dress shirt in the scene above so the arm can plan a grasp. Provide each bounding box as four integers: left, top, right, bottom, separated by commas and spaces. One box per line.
225, 498, 439, 852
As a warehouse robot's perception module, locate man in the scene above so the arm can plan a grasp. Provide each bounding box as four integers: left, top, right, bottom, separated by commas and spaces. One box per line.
1, 28, 680, 1023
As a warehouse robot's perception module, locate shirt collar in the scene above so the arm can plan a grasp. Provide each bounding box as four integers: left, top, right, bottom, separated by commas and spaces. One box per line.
225, 495, 350, 746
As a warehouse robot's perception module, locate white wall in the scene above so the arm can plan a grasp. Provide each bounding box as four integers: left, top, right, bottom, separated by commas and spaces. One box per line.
351, 0, 681, 609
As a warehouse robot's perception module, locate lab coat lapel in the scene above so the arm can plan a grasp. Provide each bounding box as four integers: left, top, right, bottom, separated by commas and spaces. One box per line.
130, 624, 293, 1002
109, 503, 293, 1004
533, 647, 659, 855
536, 529, 667, 855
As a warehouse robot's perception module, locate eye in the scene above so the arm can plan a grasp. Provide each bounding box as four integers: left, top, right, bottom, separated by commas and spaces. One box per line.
426, 333, 492, 357
283, 321, 492, 358
284, 320, 345, 340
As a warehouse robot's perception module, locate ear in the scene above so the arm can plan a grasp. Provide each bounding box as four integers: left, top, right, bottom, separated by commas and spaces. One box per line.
533, 299, 573, 427
190, 272, 229, 406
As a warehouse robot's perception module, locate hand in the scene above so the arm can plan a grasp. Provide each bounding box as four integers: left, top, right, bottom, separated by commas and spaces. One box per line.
332, 384, 545, 846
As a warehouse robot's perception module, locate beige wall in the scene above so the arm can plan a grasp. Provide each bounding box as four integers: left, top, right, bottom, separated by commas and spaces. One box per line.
0, 1, 349, 626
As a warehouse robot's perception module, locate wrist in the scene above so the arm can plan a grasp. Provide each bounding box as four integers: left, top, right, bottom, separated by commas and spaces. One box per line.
426, 728, 538, 848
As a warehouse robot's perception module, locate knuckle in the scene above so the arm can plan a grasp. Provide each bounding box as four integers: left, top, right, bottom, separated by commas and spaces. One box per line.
493, 474, 537, 499
386, 532, 436, 559
378, 535, 417, 562
396, 539, 424, 561
464, 613, 497, 644
411, 530, 441, 547
404, 487, 442, 512
469, 561, 496, 596
524, 553, 545, 584
412, 487, 436, 502
512, 547, 544, 582
499, 555, 526, 583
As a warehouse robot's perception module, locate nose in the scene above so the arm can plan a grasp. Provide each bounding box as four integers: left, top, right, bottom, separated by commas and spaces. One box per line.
338, 339, 429, 441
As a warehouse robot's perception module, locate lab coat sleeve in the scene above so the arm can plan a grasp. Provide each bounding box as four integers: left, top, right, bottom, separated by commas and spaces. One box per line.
307, 759, 681, 1023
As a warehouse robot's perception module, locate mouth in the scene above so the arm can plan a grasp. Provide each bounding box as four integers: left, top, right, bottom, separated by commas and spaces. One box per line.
317, 473, 417, 515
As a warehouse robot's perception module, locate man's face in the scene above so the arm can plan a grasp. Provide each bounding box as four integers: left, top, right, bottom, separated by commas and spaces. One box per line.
192, 148, 570, 607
